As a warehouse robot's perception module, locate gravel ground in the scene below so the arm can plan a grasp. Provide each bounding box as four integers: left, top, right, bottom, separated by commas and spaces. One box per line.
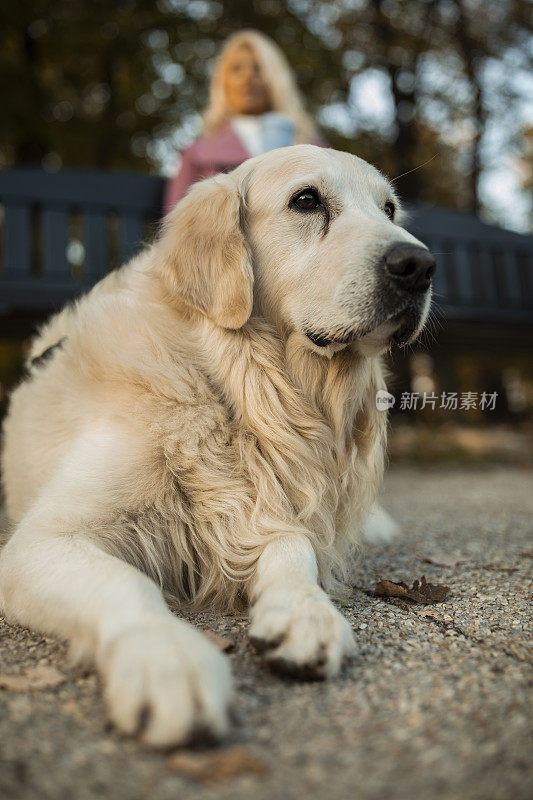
0, 466, 531, 800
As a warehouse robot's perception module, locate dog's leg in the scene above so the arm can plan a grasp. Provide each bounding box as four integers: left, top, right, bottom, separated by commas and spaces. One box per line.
248, 534, 356, 679
0, 423, 232, 746
362, 503, 400, 544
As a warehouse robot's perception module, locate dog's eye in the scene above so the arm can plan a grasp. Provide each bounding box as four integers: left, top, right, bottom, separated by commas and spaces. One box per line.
384, 201, 396, 221
292, 189, 320, 211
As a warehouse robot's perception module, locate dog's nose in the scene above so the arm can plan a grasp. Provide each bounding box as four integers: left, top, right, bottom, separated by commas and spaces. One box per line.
384, 243, 436, 292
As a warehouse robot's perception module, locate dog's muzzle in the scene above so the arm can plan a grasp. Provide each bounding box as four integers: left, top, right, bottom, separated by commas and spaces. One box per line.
305, 243, 436, 349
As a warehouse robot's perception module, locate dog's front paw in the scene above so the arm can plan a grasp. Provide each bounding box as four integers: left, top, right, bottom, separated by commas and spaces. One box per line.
100, 616, 233, 747
249, 584, 355, 680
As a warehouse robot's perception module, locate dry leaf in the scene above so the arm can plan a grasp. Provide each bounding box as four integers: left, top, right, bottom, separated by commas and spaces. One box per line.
203, 630, 235, 652
0, 664, 66, 692
374, 575, 450, 604
423, 553, 465, 568
373, 580, 412, 600
168, 747, 269, 783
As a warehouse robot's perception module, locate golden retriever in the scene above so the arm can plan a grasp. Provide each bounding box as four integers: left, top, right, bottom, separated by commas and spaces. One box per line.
0, 145, 434, 746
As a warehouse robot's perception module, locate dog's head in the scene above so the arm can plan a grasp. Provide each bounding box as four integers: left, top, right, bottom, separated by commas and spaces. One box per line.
158, 145, 435, 354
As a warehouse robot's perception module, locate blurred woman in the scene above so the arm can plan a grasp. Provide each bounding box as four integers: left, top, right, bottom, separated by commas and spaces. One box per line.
163, 30, 322, 212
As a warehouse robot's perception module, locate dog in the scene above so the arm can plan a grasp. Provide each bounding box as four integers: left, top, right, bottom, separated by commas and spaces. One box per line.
0, 145, 434, 746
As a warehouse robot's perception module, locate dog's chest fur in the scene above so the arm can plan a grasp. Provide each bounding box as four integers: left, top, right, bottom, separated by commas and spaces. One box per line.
122, 319, 387, 608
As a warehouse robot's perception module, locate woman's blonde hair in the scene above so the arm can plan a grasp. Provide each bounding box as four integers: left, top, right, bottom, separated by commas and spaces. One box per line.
202, 30, 318, 144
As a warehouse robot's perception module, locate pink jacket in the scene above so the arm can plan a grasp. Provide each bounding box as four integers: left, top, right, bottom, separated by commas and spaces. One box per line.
163, 124, 326, 214
163, 125, 249, 214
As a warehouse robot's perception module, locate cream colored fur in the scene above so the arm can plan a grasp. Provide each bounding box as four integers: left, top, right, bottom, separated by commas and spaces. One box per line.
0, 146, 430, 746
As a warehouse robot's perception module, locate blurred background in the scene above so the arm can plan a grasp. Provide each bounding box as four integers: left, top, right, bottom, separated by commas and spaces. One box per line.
1, 0, 532, 463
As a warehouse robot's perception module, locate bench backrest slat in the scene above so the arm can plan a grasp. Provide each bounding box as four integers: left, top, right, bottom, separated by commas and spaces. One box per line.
4, 205, 32, 276
83, 211, 108, 281
501, 250, 523, 307
453, 245, 476, 305
119, 214, 145, 265
478, 249, 499, 306
43, 207, 69, 277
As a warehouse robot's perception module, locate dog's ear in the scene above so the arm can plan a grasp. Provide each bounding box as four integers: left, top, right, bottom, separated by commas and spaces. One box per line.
157, 171, 253, 329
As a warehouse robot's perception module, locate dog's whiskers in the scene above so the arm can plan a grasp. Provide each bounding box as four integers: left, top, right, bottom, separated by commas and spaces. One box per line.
391, 154, 439, 183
